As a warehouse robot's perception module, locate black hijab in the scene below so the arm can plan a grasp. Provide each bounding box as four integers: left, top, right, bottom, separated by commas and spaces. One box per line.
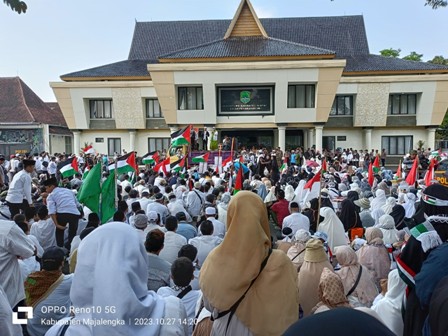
320, 192, 334, 210
338, 199, 362, 231
390, 204, 406, 230
283, 308, 395, 336
347, 190, 360, 204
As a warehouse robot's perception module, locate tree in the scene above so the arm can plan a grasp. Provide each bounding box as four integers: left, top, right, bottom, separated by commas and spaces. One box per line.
437, 108, 448, 139
4, 0, 27, 13
403, 51, 424, 62
429, 55, 448, 65
425, 0, 447, 8
380, 48, 401, 58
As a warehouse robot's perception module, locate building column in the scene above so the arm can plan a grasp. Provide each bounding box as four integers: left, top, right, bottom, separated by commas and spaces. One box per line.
303, 129, 308, 149
73, 130, 81, 155
363, 128, 372, 151
278, 125, 286, 151
427, 127, 437, 151
42, 124, 51, 153
129, 130, 137, 152
315, 125, 323, 153
308, 128, 315, 149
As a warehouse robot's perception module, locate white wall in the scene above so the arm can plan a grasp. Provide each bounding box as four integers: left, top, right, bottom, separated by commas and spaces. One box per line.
372, 128, 427, 154
322, 129, 362, 150
50, 135, 68, 154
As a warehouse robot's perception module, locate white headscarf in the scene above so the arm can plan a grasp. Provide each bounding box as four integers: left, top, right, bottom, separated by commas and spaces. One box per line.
381, 197, 397, 215
295, 180, 307, 208
403, 193, 416, 218
61, 223, 165, 336
370, 190, 387, 211
377, 214, 399, 245
317, 207, 348, 251
285, 185, 298, 202
371, 208, 385, 226
372, 269, 406, 336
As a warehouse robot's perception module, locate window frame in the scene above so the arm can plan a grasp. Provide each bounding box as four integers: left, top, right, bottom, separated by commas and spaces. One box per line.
287, 84, 316, 108
381, 135, 413, 155
89, 99, 114, 119
388, 94, 417, 115
148, 138, 171, 153
145, 98, 163, 118
107, 138, 121, 156
330, 95, 354, 116
178, 86, 204, 110
64, 136, 72, 154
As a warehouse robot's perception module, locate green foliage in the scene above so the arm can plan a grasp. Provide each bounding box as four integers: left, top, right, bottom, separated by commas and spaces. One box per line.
425, 0, 447, 8
3, 0, 27, 13
429, 55, 448, 65
437, 109, 448, 139
403, 51, 424, 62
380, 48, 401, 58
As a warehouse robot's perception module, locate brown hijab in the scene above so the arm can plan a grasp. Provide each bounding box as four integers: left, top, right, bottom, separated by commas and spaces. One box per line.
200, 191, 298, 336
312, 268, 351, 313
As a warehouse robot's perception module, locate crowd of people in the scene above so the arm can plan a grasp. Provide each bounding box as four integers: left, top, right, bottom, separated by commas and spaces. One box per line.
0, 145, 447, 336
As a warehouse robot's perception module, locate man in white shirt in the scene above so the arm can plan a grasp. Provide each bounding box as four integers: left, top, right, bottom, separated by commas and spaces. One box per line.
48, 157, 57, 178
167, 194, 192, 223
0, 219, 35, 310
133, 214, 148, 243
145, 211, 166, 233
158, 216, 187, 264
146, 193, 170, 225
186, 182, 205, 221
43, 177, 80, 252
189, 220, 222, 268
282, 202, 310, 235
199, 207, 226, 239
6, 159, 35, 218
30, 205, 57, 251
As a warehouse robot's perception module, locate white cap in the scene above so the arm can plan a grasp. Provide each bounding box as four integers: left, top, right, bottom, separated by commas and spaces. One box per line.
147, 211, 158, 222
205, 207, 216, 215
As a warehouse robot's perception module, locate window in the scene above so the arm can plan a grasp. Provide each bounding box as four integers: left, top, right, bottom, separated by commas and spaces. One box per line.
178, 87, 203, 110
148, 138, 170, 152
108, 138, 121, 156
330, 96, 354, 115
90, 100, 113, 119
388, 94, 417, 115
146, 99, 163, 118
382, 136, 413, 155
95, 138, 104, 143
287, 84, 315, 108
64, 136, 72, 154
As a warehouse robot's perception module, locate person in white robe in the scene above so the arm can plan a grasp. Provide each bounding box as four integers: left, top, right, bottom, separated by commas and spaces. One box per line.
30, 206, 57, 251
381, 197, 397, 215
0, 284, 23, 336
45, 222, 188, 336
377, 214, 399, 246
317, 207, 348, 251
370, 189, 387, 211
402, 192, 416, 219
167, 195, 192, 223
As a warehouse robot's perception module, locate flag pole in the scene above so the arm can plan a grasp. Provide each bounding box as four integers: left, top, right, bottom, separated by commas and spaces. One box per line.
315, 169, 323, 228
114, 156, 118, 209
229, 137, 235, 192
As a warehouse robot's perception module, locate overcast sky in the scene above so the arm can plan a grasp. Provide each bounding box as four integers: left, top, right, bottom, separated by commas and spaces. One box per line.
1, 0, 447, 101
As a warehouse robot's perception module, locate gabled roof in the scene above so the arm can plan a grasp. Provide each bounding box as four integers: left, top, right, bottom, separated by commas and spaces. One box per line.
224, 0, 267, 39
0, 77, 67, 126
159, 36, 335, 61
61, 60, 152, 80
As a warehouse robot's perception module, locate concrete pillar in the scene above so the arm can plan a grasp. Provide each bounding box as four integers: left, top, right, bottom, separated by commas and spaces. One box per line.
42, 124, 51, 153
129, 130, 136, 152
315, 125, 323, 153
303, 129, 308, 149
308, 128, 315, 149
73, 131, 81, 155
364, 128, 372, 151
427, 127, 437, 151
278, 126, 286, 151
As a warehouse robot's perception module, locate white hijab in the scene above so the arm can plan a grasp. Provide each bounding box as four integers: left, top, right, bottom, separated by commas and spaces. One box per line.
317, 207, 348, 251
381, 197, 397, 215
371, 208, 385, 226
370, 189, 387, 211
403, 193, 416, 218
372, 269, 406, 336
59, 223, 165, 336
377, 214, 399, 245
295, 179, 307, 208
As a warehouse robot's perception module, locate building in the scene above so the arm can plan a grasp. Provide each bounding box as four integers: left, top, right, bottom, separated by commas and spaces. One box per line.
0, 77, 72, 156
51, 0, 448, 161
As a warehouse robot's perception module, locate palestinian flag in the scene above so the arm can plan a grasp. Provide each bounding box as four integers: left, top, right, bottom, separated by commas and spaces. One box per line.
154, 157, 171, 175
108, 152, 138, 175
142, 151, 159, 165
83, 145, 95, 155
222, 156, 233, 171
171, 126, 191, 147
405, 157, 419, 186
304, 170, 321, 190
396, 161, 402, 179
77, 163, 101, 214
424, 159, 436, 187
321, 158, 328, 174
280, 158, 288, 174
171, 157, 186, 173
233, 161, 244, 194
192, 152, 210, 164
372, 155, 380, 174
58, 157, 79, 178
368, 162, 374, 187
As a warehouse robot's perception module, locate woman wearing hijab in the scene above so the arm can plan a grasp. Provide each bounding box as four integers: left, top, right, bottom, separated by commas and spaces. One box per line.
317, 207, 348, 251
370, 189, 387, 211
217, 192, 231, 225
346, 190, 360, 204
377, 214, 399, 245
338, 199, 363, 236
287, 229, 311, 271
357, 228, 391, 289
45, 223, 188, 336
335, 246, 378, 308
200, 191, 298, 336
372, 269, 406, 336
402, 192, 416, 218
303, 198, 319, 233
311, 268, 352, 314
320, 192, 334, 210
381, 197, 397, 215
284, 307, 395, 336
389, 204, 406, 230
298, 238, 333, 317
371, 208, 385, 226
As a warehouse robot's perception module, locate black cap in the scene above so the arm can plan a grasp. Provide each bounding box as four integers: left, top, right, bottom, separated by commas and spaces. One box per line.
23, 159, 36, 167
42, 177, 58, 187
42, 246, 65, 270
282, 227, 293, 236
0, 155, 4, 160
155, 193, 164, 200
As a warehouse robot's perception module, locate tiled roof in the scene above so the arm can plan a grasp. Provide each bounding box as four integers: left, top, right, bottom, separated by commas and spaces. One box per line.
159, 36, 335, 60
0, 77, 68, 126
49, 126, 72, 136
342, 54, 448, 72
45, 103, 68, 127
61, 60, 152, 79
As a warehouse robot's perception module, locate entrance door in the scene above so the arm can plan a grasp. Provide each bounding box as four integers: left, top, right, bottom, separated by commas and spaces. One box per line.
222, 130, 274, 150
323, 136, 336, 151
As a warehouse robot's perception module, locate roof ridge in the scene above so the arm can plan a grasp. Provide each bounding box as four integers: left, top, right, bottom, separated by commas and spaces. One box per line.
158, 38, 226, 59
266, 36, 335, 54
17, 77, 36, 123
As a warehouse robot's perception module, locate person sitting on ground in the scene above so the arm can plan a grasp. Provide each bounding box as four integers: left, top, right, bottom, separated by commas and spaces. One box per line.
175, 212, 197, 241
277, 227, 294, 253
189, 220, 222, 269
287, 229, 311, 272
167, 194, 192, 223
312, 268, 352, 314
177, 244, 201, 291
282, 202, 310, 235
270, 189, 290, 228
30, 205, 56, 251
69, 227, 96, 273
25, 247, 73, 336
198, 207, 225, 239
129, 201, 142, 227
147, 193, 170, 225
145, 229, 171, 292
146, 211, 166, 233
133, 214, 149, 243
159, 216, 187, 264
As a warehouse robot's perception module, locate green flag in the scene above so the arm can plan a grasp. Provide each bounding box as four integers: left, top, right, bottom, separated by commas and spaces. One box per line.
77, 163, 102, 214
101, 174, 116, 224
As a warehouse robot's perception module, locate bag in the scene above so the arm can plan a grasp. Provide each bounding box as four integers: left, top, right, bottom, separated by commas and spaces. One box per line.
349, 227, 364, 242
346, 265, 363, 297
177, 285, 192, 299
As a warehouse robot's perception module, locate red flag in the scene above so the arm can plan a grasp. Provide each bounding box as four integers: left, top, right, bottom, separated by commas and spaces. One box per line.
372, 155, 380, 174
126, 151, 138, 173
368, 162, 374, 187
222, 156, 233, 171
322, 158, 327, 174
71, 157, 79, 172
405, 157, 419, 186
234, 162, 244, 194
304, 170, 321, 190
239, 155, 244, 163
424, 159, 436, 187
396, 161, 402, 179
154, 157, 170, 175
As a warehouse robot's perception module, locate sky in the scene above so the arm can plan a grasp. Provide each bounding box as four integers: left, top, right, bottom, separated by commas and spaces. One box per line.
1, 0, 447, 101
